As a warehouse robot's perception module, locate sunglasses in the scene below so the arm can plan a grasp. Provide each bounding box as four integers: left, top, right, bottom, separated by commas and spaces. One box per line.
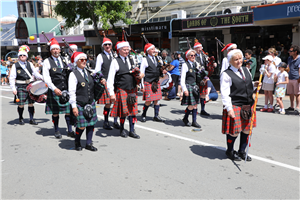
104, 44, 111, 46
79, 59, 87, 62
190, 54, 196, 57
19, 55, 26, 57
289, 50, 295, 53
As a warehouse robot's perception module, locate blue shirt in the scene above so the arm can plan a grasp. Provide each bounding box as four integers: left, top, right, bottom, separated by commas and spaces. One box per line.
207, 80, 217, 94
1, 65, 8, 74
169, 60, 180, 75
288, 55, 300, 80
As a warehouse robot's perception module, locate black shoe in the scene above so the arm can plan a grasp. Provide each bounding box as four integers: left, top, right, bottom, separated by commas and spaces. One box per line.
103, 122, 113, 130
29, 119, 38, 125
128, 130, 140, 139
120, 129, 128, 138
238, 151, 252, 161
225, 150, 241, 161
75, 141, 82, 151
200, 110, 210, 116
286, 107, 294, 111
85, 143, 97, 151
19, 118, 25, 125
153, 116, 164, 122
67, 131, 75, 138
191, 121, 201, 128
141, 115, 146, 122
113, 122, 120, 129
54, 131, 62, 139
182, 118, 191, 126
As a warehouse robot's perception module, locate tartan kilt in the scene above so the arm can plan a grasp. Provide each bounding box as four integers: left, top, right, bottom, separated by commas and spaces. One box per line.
97, 83, 111, 105
74, 101, 98, 128
110, 87, 138, 118
199, 84, 208, 96
45, 90, 71, 114
181, 84, 200, 106
143, 81, 162, 101
222, 105, 256, 135
14, 84, 34, 106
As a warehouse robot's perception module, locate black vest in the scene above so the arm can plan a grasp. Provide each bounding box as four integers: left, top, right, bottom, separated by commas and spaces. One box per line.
73, 68, 94, 106
115, 57, 136, 90
15, 62, 33, 80
144, 56, 160, 83
47, 56, 68, 91
225, 66, 254, 106
185, 61, 196, 85
101, 52, 112, 79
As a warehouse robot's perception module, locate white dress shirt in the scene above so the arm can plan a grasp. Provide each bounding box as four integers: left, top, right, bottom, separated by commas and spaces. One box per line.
220, 57, 229, 74
94, 50, 113, 76
43, 56, 64, 91
107, 55, 131, 96
140, 54, 156, 88
180, 60, 195, 93
220, 66, 251, 112
9, 61, 43, 91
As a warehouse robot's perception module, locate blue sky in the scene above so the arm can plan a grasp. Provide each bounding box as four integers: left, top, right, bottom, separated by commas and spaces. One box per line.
1, 0, 18, 18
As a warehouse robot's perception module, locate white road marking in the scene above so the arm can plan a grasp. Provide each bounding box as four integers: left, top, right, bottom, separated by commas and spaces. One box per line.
1, 95, 299, 172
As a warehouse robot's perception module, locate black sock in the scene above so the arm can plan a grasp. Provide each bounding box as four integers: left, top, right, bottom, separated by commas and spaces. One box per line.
128, 116, 134, 132
120, 117, 125, 131
75, 127, 84, 143
200, 98, 205, 111
86, 126, 94, 145
103, 107, 110, 122
226, 134, 237, 152
28, 106, 34, 120
142, 104, 149, 117
183, 108, 192, 120
18, 106, 24, 120
52, 115, 59, 132
65, 115, 72, 133
114, 117, 118, 123
239, 132, 249, 153
192, 109, 197, 122
154, 105, 159, 117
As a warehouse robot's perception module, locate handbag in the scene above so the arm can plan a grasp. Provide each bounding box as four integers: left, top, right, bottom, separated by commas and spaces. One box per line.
241, 105, 251, 120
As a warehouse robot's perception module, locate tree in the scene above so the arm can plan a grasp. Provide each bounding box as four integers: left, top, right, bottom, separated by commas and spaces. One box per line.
54, 1, 133, 42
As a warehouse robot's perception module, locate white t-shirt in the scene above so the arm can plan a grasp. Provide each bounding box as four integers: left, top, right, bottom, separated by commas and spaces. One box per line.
262, 63, 276, 84
273, 56, 282, 74
276, 71, 289, 89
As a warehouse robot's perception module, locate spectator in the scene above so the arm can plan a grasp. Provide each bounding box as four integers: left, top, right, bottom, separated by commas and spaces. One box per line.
199, 77, 218, 116
1, 61, 9, 85
177, 52, 185, 100
244, 49, 257, 80
274, 62, 289, 114
88, 55, 96, 70
268, 48, 282, 72
168, 52, 180, 98
161, 50, 172, 64
280, 48, 289, 63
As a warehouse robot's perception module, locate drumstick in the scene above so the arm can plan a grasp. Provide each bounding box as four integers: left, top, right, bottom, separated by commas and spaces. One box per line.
15, 94, 20, 102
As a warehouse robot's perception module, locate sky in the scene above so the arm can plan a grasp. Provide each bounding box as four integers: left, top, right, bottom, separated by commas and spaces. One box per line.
1, 0, 18, 18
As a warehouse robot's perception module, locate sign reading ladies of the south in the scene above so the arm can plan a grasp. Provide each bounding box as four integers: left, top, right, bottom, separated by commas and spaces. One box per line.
182, 12, 253, 30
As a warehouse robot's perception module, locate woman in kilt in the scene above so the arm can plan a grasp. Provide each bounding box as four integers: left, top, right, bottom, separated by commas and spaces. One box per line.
180, 49, 201, 128
9, 46, 43, 125
69, 52, 98, 151
220, 49, 260, 161
107, 41, 144, 139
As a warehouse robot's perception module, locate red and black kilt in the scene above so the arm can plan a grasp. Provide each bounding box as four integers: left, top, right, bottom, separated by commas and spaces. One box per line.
222, 105, 256, 135
110, 87, 138, 118
199, 84, 208, 96
97, 83, 111, 105
14, 84, 35, 106
143, 81, 162, 101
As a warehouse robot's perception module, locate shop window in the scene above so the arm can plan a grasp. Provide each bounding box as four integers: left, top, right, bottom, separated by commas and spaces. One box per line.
241, 6, 248, 12
166, 16, 171, 21
159, 17, 165, 21
30, 2, 34, 14
141, 19, 146, 23
153, 18, 159, 22
37, 2, 42, 16
217, 11, 222, 15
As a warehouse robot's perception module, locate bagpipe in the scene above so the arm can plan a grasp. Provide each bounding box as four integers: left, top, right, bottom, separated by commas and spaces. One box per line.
215, 37, 225, 65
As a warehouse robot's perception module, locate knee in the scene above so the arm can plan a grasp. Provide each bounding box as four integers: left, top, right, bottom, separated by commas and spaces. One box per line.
78, 127, 85, 130
242, 130, 250, 134
18, 105, 24, 108
53, 114, 59, 117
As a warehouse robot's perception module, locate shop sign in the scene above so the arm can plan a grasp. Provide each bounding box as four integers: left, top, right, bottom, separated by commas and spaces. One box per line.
140, 24, 168, 32
182, 12, 253, 30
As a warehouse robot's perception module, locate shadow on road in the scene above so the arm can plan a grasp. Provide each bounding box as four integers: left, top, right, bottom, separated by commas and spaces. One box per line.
94, 120, 121, 138
36, 127, 70, 138
58, 139, 76, 150
199, 114, 222, 120
190, 145, 227, 160
7, 118, 49, 125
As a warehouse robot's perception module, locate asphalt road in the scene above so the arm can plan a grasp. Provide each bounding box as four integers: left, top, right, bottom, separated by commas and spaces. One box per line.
1, 85, 299, 199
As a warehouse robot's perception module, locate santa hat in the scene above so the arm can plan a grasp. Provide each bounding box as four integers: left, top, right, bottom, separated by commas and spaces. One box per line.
144, 43, 155, 53
69, 44, 78, 50
102, 37, 112, 47
71, 51, 87, 64
116, 41, 130, 50
18, 45, 30, 57
47, 38, 60, 51
193, 42, 202, 49
185, 49, 195, 61
227, 49, 243, 62
221, 43, 237, 52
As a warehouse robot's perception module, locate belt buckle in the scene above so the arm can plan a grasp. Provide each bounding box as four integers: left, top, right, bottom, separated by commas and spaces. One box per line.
25, 80, 30, 84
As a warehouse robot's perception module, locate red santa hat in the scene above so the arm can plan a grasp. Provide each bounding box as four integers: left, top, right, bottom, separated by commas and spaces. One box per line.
193, 42, 202, 49
144, 43, 155, 53
221, 43, 237, 52
69, 44, 78, 50
102, 37, 112, 47
116, 41, 130, 50
227, 49, 243, 62
47, 38, 60, 51
185, 49, 196, 61
71, 51, 87, 64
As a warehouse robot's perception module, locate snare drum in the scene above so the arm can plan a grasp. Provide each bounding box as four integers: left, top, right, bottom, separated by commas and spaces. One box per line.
160, 72, 174, 92
26, 80, 48, 103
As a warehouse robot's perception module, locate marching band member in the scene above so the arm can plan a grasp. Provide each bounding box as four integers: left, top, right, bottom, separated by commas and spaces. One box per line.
194, 41, 207, 69
180, 49, 201, 128
107, 41, 144, 139
95, 37, 120, 130
69, 52, 98, 151
43, 38, 75, 139
220, 43, 237, 74
140, 43, 166, 123
9, 45, 43, 125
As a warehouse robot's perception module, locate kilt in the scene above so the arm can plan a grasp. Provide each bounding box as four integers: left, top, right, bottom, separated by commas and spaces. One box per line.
97, 83, 111, 105
181, 83, 200, 106
199, 84, 208, 96
222, 105, 256, 135
110, 87, 138, 118
74, 101, 98, 128
14, 84, 34, 106
45, 90, 71, 114
143, 81, 162, 101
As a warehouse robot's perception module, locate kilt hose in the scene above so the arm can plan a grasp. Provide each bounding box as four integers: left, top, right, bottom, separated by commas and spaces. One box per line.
222, 105, 256, 135
110, 87, 138, 118
143, 81, 162, 101
74, 101, 98, 128
45, 90, 71, 115
97, 82, 111, 105
14, 84, 35, 106
181, 83, 200, 106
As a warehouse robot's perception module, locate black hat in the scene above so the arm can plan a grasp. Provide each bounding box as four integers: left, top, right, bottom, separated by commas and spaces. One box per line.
278, 62, 287, 68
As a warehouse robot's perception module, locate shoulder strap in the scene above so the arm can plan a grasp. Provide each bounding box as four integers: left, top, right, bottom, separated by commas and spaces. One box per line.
19, 62, 33, 80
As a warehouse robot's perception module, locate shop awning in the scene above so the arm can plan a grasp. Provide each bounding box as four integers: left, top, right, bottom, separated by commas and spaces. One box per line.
15, 17, 61, 39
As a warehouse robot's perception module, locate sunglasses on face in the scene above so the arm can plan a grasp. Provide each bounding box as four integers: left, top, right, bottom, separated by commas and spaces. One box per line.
289, 50, 295, 53
104, 44, 111, 46
190, 54, 196, 57
19, 55, 26, 57
79, 59, 87, 62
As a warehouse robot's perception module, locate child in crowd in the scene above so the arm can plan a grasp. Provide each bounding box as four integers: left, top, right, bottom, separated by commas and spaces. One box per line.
274, 62, 289, 114
199, 77, 218, 116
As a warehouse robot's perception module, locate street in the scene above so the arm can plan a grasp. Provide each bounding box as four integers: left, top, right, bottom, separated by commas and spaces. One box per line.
1, 85, 299, 199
